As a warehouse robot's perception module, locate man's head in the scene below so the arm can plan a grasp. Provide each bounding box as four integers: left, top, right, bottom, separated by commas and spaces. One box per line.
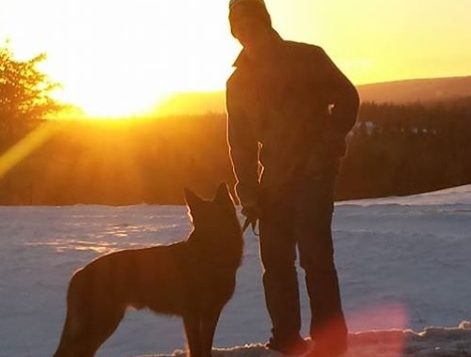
229, 0, 275, 57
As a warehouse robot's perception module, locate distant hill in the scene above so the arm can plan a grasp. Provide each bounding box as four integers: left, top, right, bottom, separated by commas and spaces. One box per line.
153, 76, 471, 116
358, 76, 471, 104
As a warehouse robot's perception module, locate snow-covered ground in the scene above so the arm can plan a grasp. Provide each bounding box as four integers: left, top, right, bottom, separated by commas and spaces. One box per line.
140, 321, 471, 357
1, 185, 471, 357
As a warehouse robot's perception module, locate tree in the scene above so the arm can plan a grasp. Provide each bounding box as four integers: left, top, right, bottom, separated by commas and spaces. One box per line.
0, 42, 63, 137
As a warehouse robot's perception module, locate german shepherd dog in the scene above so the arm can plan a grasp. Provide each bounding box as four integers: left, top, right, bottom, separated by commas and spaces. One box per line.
53, 184, 243, 357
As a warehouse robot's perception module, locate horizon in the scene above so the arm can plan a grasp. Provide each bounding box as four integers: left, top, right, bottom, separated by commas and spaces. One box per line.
22, 74, 471, 121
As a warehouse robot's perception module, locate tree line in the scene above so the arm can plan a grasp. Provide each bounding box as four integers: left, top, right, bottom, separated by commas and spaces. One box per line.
337, 98, 471, 199
0, 99, 470, 205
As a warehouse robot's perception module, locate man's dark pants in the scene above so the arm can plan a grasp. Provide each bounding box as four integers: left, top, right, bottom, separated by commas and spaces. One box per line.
259, 173, 347, 345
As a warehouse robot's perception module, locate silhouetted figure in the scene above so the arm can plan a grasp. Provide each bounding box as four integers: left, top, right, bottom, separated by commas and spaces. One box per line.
226, 1, 359, 356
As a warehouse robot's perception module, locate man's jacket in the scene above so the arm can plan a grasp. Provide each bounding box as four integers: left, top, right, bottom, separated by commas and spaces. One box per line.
226, 37, 360, 207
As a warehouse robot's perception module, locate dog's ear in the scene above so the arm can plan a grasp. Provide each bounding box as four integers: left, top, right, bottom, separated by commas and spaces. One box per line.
214, 183, 232, 206
184, 188, 204, 211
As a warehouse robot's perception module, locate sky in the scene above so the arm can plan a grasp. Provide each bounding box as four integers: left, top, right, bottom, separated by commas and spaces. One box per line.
1, 0, 470, 116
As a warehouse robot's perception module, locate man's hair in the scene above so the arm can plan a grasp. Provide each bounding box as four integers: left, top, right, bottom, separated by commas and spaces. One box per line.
229, 0, 267, 11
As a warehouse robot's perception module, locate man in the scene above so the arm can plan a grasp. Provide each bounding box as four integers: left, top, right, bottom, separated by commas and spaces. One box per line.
226, 0, 359, 356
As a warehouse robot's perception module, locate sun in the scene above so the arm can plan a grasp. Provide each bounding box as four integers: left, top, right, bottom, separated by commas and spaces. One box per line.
54, 81, 170, 118
4, 0, 239, 119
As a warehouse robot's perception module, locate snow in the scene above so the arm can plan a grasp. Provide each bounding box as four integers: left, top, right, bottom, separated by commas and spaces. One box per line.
341, 184, 471, 206
1, 184, 471, 357
138, 321, 471, 357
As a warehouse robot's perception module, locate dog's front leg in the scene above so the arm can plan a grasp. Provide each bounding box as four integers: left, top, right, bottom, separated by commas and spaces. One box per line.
183, 314, 202, 357
200, 307, 222, 357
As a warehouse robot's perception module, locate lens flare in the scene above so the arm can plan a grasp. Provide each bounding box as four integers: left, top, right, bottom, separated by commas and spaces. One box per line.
347, 303, 408, 357
0, 122, 59, 179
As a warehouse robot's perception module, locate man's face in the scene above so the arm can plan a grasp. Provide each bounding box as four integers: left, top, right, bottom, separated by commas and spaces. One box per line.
231, 4, 271, 54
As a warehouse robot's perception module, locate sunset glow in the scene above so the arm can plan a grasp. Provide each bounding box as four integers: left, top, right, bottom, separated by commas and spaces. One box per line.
1, 0, 470, 117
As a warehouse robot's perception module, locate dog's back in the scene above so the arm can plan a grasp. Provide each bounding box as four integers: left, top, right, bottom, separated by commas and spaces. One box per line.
53, 184, 243, 357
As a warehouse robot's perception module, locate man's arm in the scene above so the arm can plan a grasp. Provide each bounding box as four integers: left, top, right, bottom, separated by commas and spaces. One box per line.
317, 48, 360, 136
226, 80, 260, 208
314, 48, 360, 156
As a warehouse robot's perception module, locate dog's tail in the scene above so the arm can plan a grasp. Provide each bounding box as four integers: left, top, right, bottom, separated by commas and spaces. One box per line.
53, 302, 82, 356
52, 277, 81, 357
53, 267, 95, 356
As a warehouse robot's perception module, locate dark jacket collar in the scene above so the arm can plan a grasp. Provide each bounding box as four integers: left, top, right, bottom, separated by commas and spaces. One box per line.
232, 31, 284, 68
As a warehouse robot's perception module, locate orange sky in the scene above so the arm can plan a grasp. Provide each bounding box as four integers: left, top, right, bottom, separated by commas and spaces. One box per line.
1, 0, 470, 117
